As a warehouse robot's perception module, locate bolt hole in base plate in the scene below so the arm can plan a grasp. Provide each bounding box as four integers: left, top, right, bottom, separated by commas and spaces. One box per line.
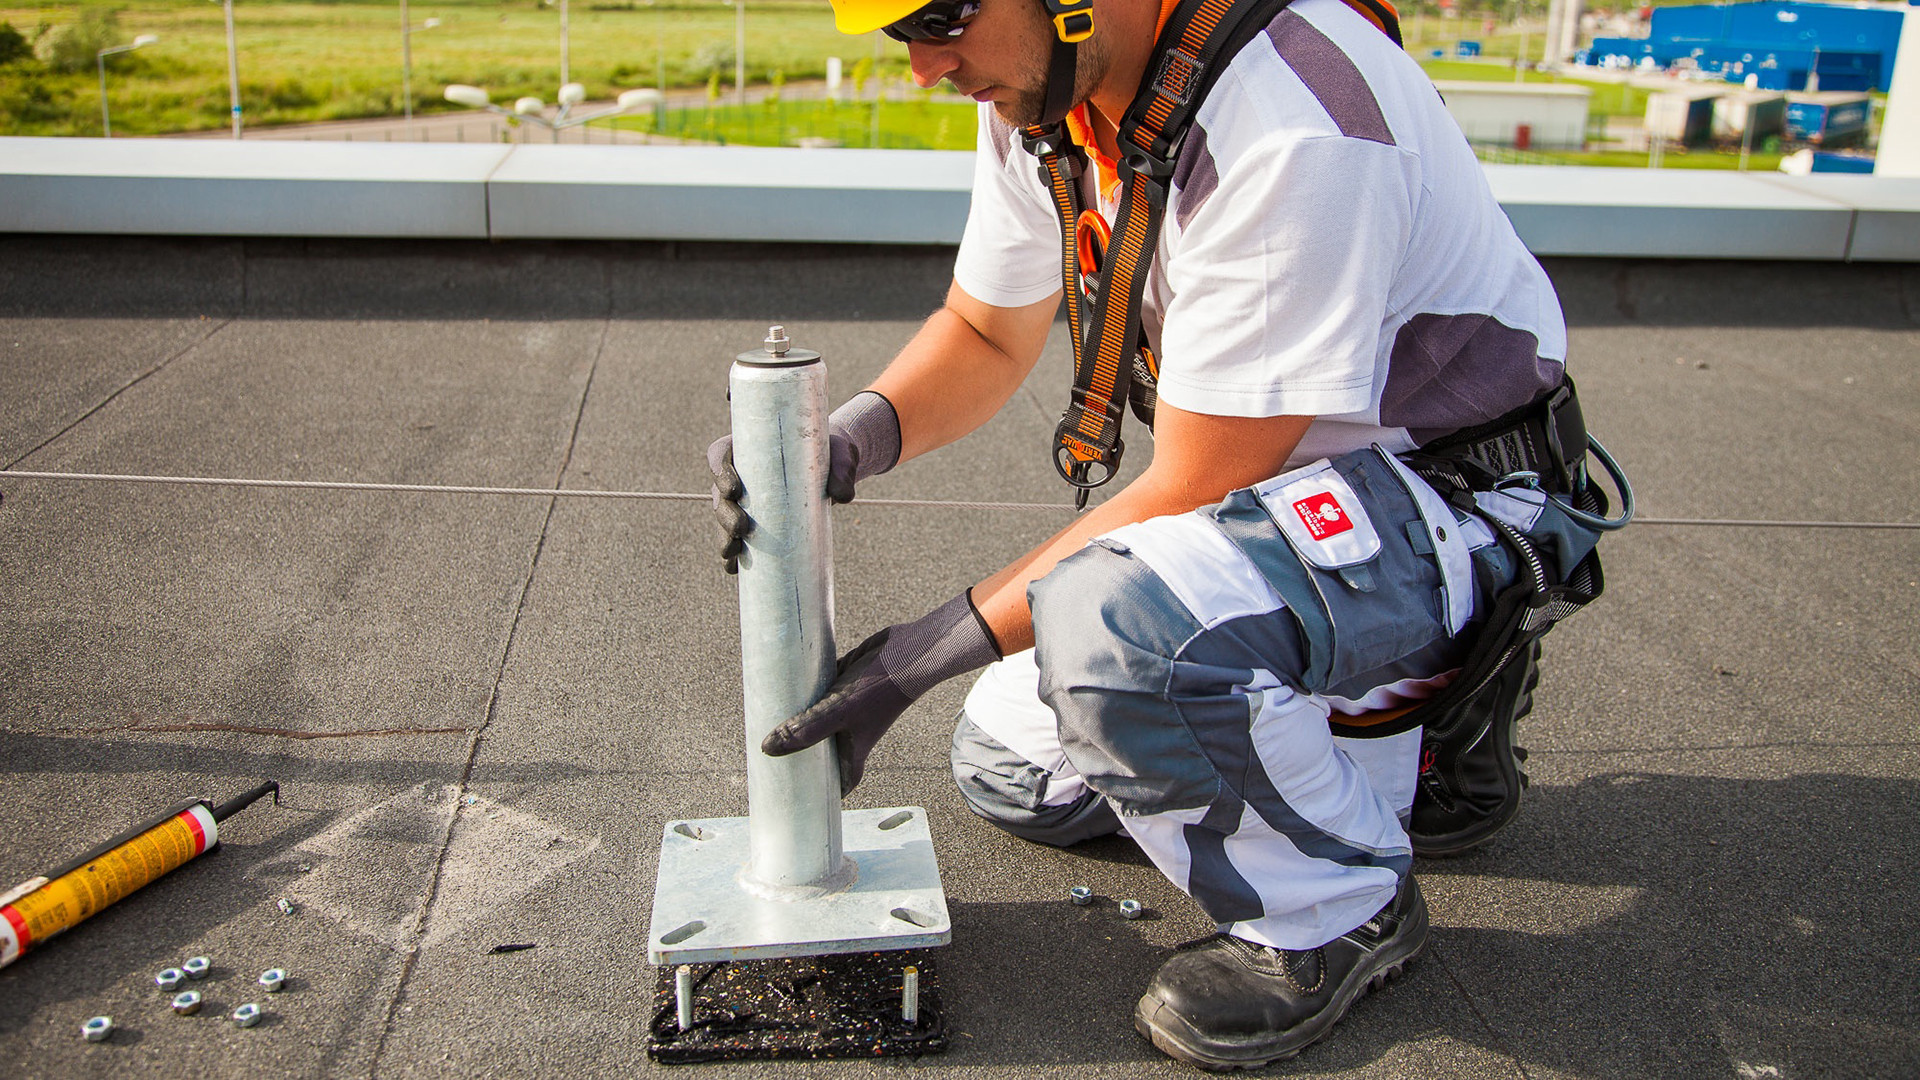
646, 948, 947, 1063
646, 807, 950, 966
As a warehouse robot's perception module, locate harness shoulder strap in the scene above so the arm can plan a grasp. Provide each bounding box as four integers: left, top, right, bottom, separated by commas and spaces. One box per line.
1024, 0, 1298, 504
1024, 0, 1399, 505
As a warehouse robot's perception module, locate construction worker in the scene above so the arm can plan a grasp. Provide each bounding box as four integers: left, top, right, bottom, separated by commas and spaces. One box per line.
710, 0, 1618, 1066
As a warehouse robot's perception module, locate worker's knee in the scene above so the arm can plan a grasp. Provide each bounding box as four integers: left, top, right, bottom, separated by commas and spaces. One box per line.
1028, 538, 1230, 816
1028, 539, 1168, 691
950, 712, 1120, 847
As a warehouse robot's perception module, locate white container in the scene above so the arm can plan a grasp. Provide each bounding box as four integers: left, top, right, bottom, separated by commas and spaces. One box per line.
1646, 86, 1725, 144
1712, 89, 1788, 140
1433, 81, 1594, 149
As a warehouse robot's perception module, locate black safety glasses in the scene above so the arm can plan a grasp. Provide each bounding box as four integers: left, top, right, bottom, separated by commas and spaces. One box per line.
882, 0, 981, 43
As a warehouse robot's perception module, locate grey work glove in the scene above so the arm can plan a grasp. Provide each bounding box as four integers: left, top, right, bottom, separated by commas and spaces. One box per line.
707, 390, 902, 574
762, 591, 1001, 797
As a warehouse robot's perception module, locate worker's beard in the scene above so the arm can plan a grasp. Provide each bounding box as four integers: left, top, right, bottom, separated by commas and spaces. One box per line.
991, 36, 1107, 127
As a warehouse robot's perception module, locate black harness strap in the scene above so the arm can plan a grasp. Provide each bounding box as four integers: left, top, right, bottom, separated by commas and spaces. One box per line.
1038, 0, 1093, 125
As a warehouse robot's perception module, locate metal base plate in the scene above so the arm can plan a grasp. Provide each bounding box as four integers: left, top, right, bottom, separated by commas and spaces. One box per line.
647, 806, 950, 965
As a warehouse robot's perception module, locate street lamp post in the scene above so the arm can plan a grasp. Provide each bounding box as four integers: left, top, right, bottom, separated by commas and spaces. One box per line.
541, 0, 571, 86
734, 0, 746, 106
216, 0, 240, 138
401, 5, 441, 129
96, 34, 157, 137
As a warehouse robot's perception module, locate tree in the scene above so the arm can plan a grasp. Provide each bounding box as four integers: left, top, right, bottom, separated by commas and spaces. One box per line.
39, 8, 124, 75
0, 22, 31, 66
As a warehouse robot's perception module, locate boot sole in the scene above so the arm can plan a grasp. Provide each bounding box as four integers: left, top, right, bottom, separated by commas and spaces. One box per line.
1132, 905, 1429, 1070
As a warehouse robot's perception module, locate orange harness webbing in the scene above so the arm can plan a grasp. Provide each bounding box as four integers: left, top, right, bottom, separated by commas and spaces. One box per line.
1022, 0, 1401, 506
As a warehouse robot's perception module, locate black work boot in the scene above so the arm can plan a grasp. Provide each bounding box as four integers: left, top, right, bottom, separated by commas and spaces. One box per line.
1133, 877, 1428, 1070
1408, 642, 1540, 858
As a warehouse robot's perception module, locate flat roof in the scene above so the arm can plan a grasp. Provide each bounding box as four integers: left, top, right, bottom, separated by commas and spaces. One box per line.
1, 236, 1916, 1079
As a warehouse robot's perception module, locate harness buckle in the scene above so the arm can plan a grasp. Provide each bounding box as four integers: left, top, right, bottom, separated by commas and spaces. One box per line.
1052, 417, 1123, 493
1042, 0, 1096, 41
1117, 142, 1176, 182
1020, 123, 1071, 159
1054, 9, 1095, 40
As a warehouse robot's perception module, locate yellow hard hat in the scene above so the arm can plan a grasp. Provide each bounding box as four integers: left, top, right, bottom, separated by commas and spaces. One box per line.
829, 0, 928, 35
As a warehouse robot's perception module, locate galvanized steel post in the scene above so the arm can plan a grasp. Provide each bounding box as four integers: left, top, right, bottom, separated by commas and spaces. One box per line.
728, 327, 852, 893
646, 326, 946, 970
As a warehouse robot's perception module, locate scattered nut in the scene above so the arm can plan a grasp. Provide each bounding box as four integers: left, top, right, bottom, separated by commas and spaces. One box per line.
170, 991, 203, 1016
259, 968, 286, 993
155, 968, 186, 991
231, 1003, 263, 1028
277, 898, 295, 915
182, 956, 211, 980
81, 1016, 113, 1042
1118, 899, 1144, 919
1068, 886, 1094, 906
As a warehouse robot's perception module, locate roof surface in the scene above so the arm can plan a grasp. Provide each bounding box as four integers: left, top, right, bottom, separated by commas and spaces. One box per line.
1, 236, 1916, 1079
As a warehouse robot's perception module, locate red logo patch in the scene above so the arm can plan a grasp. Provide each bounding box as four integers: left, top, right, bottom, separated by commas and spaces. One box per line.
1292, 492, 1353, 541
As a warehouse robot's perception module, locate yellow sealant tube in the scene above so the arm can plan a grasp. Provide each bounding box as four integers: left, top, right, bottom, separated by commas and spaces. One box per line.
1, 802, 219, 968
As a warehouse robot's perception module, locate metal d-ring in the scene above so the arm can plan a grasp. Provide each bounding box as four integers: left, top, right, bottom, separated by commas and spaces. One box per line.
1548, 435, 1635, 532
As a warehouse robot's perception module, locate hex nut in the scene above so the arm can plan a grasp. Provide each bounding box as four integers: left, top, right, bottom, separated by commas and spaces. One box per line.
155, 968, 186, 991
81, 1016, 113, 1042
277, 898, 295, 915
231, 1003, 263, 1028
182, 956, 211, 980
170, 991, 203, 1016
259, 969, 287, 993
1068, 886, 1094, 906
1118, 899, 1144, 919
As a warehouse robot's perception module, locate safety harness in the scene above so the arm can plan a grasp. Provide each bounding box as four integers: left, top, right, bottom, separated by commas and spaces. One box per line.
1020, 0, 1402, 507
1017, 0, 1634, 748
1343, 379, 1632, 737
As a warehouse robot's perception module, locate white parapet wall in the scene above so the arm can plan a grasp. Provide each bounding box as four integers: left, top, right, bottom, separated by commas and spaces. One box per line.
0, 137, 504, 237
2, 137, 1918, 260
486, 144, 972, 243
1485, 165, 1918, 259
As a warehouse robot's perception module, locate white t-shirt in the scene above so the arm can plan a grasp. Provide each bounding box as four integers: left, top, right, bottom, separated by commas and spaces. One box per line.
953, 0, 1568, 466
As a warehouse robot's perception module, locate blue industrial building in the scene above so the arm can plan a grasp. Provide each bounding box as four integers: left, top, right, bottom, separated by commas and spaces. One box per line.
1581, 0, 1906, 91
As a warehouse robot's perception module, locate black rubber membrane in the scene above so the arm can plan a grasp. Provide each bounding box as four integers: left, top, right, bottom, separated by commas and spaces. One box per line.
647, 950, 948, 1063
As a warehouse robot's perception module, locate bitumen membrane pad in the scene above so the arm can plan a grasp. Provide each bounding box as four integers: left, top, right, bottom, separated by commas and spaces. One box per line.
0, 236, 1915, 1079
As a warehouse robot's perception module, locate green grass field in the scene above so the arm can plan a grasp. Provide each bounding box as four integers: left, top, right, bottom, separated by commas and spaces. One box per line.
630, 94, 979, 150
1476, 144, 1787, 169
1421, 56, 1657, 123
0, 0, 899, 135
633, 96, 1790, 169
0, 0, 1834, 171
